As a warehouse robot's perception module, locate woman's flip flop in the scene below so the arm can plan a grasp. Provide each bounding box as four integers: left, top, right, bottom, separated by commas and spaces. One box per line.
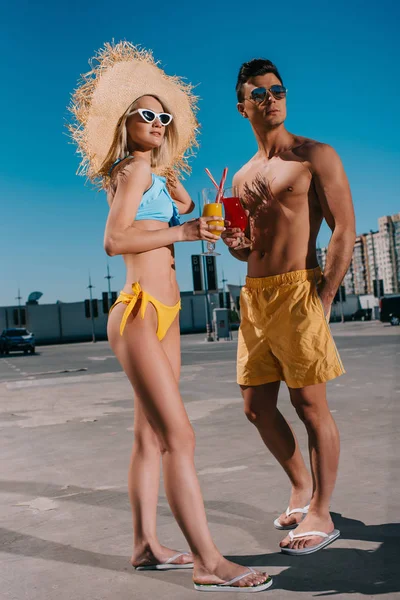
280, 529, 341, 555
273, 504, 310, 530
135, 552, 194, 570
193, 567, 273, 593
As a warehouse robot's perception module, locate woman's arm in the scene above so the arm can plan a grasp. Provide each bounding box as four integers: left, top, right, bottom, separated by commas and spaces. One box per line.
104, 161, 221, 256
168, 177, 195, 215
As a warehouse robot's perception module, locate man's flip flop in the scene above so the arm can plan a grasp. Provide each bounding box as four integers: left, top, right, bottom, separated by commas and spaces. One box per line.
194, 567, 273, 593
280, 529, 340, 555
135, 552, 193, 570
273, 504, 310, 530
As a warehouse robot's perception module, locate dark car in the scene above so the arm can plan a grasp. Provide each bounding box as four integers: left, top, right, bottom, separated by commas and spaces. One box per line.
0, 328, 36, 355
380, 295, 400, 322
351, 308, 372, 321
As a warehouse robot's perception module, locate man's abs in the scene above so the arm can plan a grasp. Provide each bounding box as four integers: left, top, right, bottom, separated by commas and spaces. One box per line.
247, 240, 319, 277
237, 159, 323, 277
246, 204, 322, 277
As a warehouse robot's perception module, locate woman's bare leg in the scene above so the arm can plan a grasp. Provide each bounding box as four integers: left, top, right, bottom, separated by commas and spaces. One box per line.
129, 394, 160, 554
128, 394, 194, 565
127, 316, 192, 566
108, 305, 268, 587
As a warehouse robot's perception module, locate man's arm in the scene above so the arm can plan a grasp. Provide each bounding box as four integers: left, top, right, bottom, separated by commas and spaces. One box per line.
310, 144, 356, 314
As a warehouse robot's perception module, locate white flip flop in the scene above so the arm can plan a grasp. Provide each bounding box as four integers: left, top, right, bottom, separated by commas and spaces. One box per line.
194, 567, 273, 592
273, 504, 310, 530
280, 529, 341, 555
135, 552, 194, 570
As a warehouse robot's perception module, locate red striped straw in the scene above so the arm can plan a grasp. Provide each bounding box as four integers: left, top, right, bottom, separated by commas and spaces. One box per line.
216, 167, 228, 203
205, 168, 219, 190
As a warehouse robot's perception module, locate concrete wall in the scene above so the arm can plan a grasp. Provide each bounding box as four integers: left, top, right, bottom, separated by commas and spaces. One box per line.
330, 295, 359, 321
60, 302, 108, 342
180, 293, 220, 333
0, 301, 108, 344
329, 294, 379, 321
25, 303, 61, 342
1, 290, 377, 343
0, 292, 222, 344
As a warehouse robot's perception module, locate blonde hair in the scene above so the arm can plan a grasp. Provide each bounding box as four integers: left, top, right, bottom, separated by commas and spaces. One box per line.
99, 94, 179, 185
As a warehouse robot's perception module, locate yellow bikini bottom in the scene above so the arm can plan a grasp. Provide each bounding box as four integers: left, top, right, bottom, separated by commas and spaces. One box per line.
109, 282, 181, 340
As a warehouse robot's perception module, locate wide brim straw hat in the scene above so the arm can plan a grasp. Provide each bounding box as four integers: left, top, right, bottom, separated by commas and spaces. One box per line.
67, 41, 199, 186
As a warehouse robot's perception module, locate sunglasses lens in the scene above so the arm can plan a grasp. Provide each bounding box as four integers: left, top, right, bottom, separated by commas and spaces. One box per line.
251, 87, 267, 103
159, 113, 172, 125
142, 110, 156, 122
270, 85, 287, 98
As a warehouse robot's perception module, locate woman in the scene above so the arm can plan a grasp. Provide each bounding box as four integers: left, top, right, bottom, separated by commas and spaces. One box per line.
68, 41, 271, 592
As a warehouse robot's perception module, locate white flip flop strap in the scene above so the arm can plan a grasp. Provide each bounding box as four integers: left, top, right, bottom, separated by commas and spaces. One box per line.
165, 552, 188, 564
285, 504, 310, 517
289, 530, 329, 540
222, 567, 255, 586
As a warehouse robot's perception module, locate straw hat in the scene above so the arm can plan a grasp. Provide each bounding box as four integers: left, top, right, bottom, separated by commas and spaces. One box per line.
67, 41, 199, 186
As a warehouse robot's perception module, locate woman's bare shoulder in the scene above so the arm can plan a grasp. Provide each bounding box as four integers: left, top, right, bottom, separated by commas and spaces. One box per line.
108, 157, 152, 198
106, 158, 152, 206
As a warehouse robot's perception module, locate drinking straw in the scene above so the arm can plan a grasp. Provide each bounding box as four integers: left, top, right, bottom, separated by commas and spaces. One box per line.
216, 167, 228, 203
205, 168, 219, 190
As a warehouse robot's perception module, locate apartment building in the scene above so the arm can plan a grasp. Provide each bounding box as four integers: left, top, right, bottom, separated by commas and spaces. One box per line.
317, 212, 400, 295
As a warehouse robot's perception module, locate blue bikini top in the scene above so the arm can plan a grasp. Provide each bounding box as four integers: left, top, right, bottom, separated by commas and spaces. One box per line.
136, 173, 181, 227
109, 157, 180, 227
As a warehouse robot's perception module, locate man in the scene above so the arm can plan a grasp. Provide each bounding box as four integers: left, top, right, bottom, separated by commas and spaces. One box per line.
222, 58, 356, 555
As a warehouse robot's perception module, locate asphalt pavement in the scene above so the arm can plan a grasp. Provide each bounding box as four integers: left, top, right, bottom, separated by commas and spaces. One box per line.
0, 321, 399, 599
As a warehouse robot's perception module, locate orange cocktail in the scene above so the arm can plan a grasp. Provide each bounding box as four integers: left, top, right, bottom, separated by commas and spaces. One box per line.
202, 202, 224, 235
201, 188, 224, 256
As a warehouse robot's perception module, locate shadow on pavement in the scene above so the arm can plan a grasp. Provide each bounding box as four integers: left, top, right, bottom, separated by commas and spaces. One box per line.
1, 479, 399, 595
228, 513, 400, 596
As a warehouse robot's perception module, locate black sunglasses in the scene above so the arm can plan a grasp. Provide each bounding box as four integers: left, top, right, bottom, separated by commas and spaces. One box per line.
247, 85, 287, 103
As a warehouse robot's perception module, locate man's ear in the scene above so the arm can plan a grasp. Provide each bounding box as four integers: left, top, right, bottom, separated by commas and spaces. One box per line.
237, 102, 247, 118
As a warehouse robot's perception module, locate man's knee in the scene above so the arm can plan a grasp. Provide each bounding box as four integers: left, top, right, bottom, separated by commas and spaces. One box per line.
290, 388, 327, 426
243, 393, 277, 425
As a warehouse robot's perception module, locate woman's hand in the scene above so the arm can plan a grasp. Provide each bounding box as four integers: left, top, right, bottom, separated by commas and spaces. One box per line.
178, 217, 225, 242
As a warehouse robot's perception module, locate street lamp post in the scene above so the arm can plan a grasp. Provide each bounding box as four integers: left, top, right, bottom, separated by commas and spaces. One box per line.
198, 192, 213, 341
105, 262, 113, 305
221, 269, 227, 308
15, 288, 22, 327
87, 273, 96, 343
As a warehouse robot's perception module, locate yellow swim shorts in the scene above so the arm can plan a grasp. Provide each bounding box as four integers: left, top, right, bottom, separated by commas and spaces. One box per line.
237, 267, 345, 388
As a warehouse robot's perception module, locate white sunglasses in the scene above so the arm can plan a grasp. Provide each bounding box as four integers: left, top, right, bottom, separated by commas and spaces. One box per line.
131, 108, 173, 126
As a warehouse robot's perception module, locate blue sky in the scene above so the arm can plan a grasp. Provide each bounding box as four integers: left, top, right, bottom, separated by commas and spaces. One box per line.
1, 0, 399, 306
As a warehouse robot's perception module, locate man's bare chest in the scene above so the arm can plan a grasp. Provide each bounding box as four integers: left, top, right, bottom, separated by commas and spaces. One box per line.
239, 159, 312, 208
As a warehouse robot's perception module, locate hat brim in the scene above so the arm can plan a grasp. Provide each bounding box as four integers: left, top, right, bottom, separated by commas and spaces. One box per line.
68, 42, 199, 186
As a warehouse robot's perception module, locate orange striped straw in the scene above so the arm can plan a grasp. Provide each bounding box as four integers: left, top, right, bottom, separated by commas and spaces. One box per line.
216, 167, 228, 203
205, 168, 219, 190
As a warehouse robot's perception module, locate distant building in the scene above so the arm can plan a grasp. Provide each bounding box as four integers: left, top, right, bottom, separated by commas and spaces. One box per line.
318, 212, 400, 297
377, 214, 399, 293
352, 235, 369, 295
394, 213, 400, 286
316, 247, 327, 271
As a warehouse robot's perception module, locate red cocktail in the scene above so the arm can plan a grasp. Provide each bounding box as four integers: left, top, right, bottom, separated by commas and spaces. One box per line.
222, 194, 248, 232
